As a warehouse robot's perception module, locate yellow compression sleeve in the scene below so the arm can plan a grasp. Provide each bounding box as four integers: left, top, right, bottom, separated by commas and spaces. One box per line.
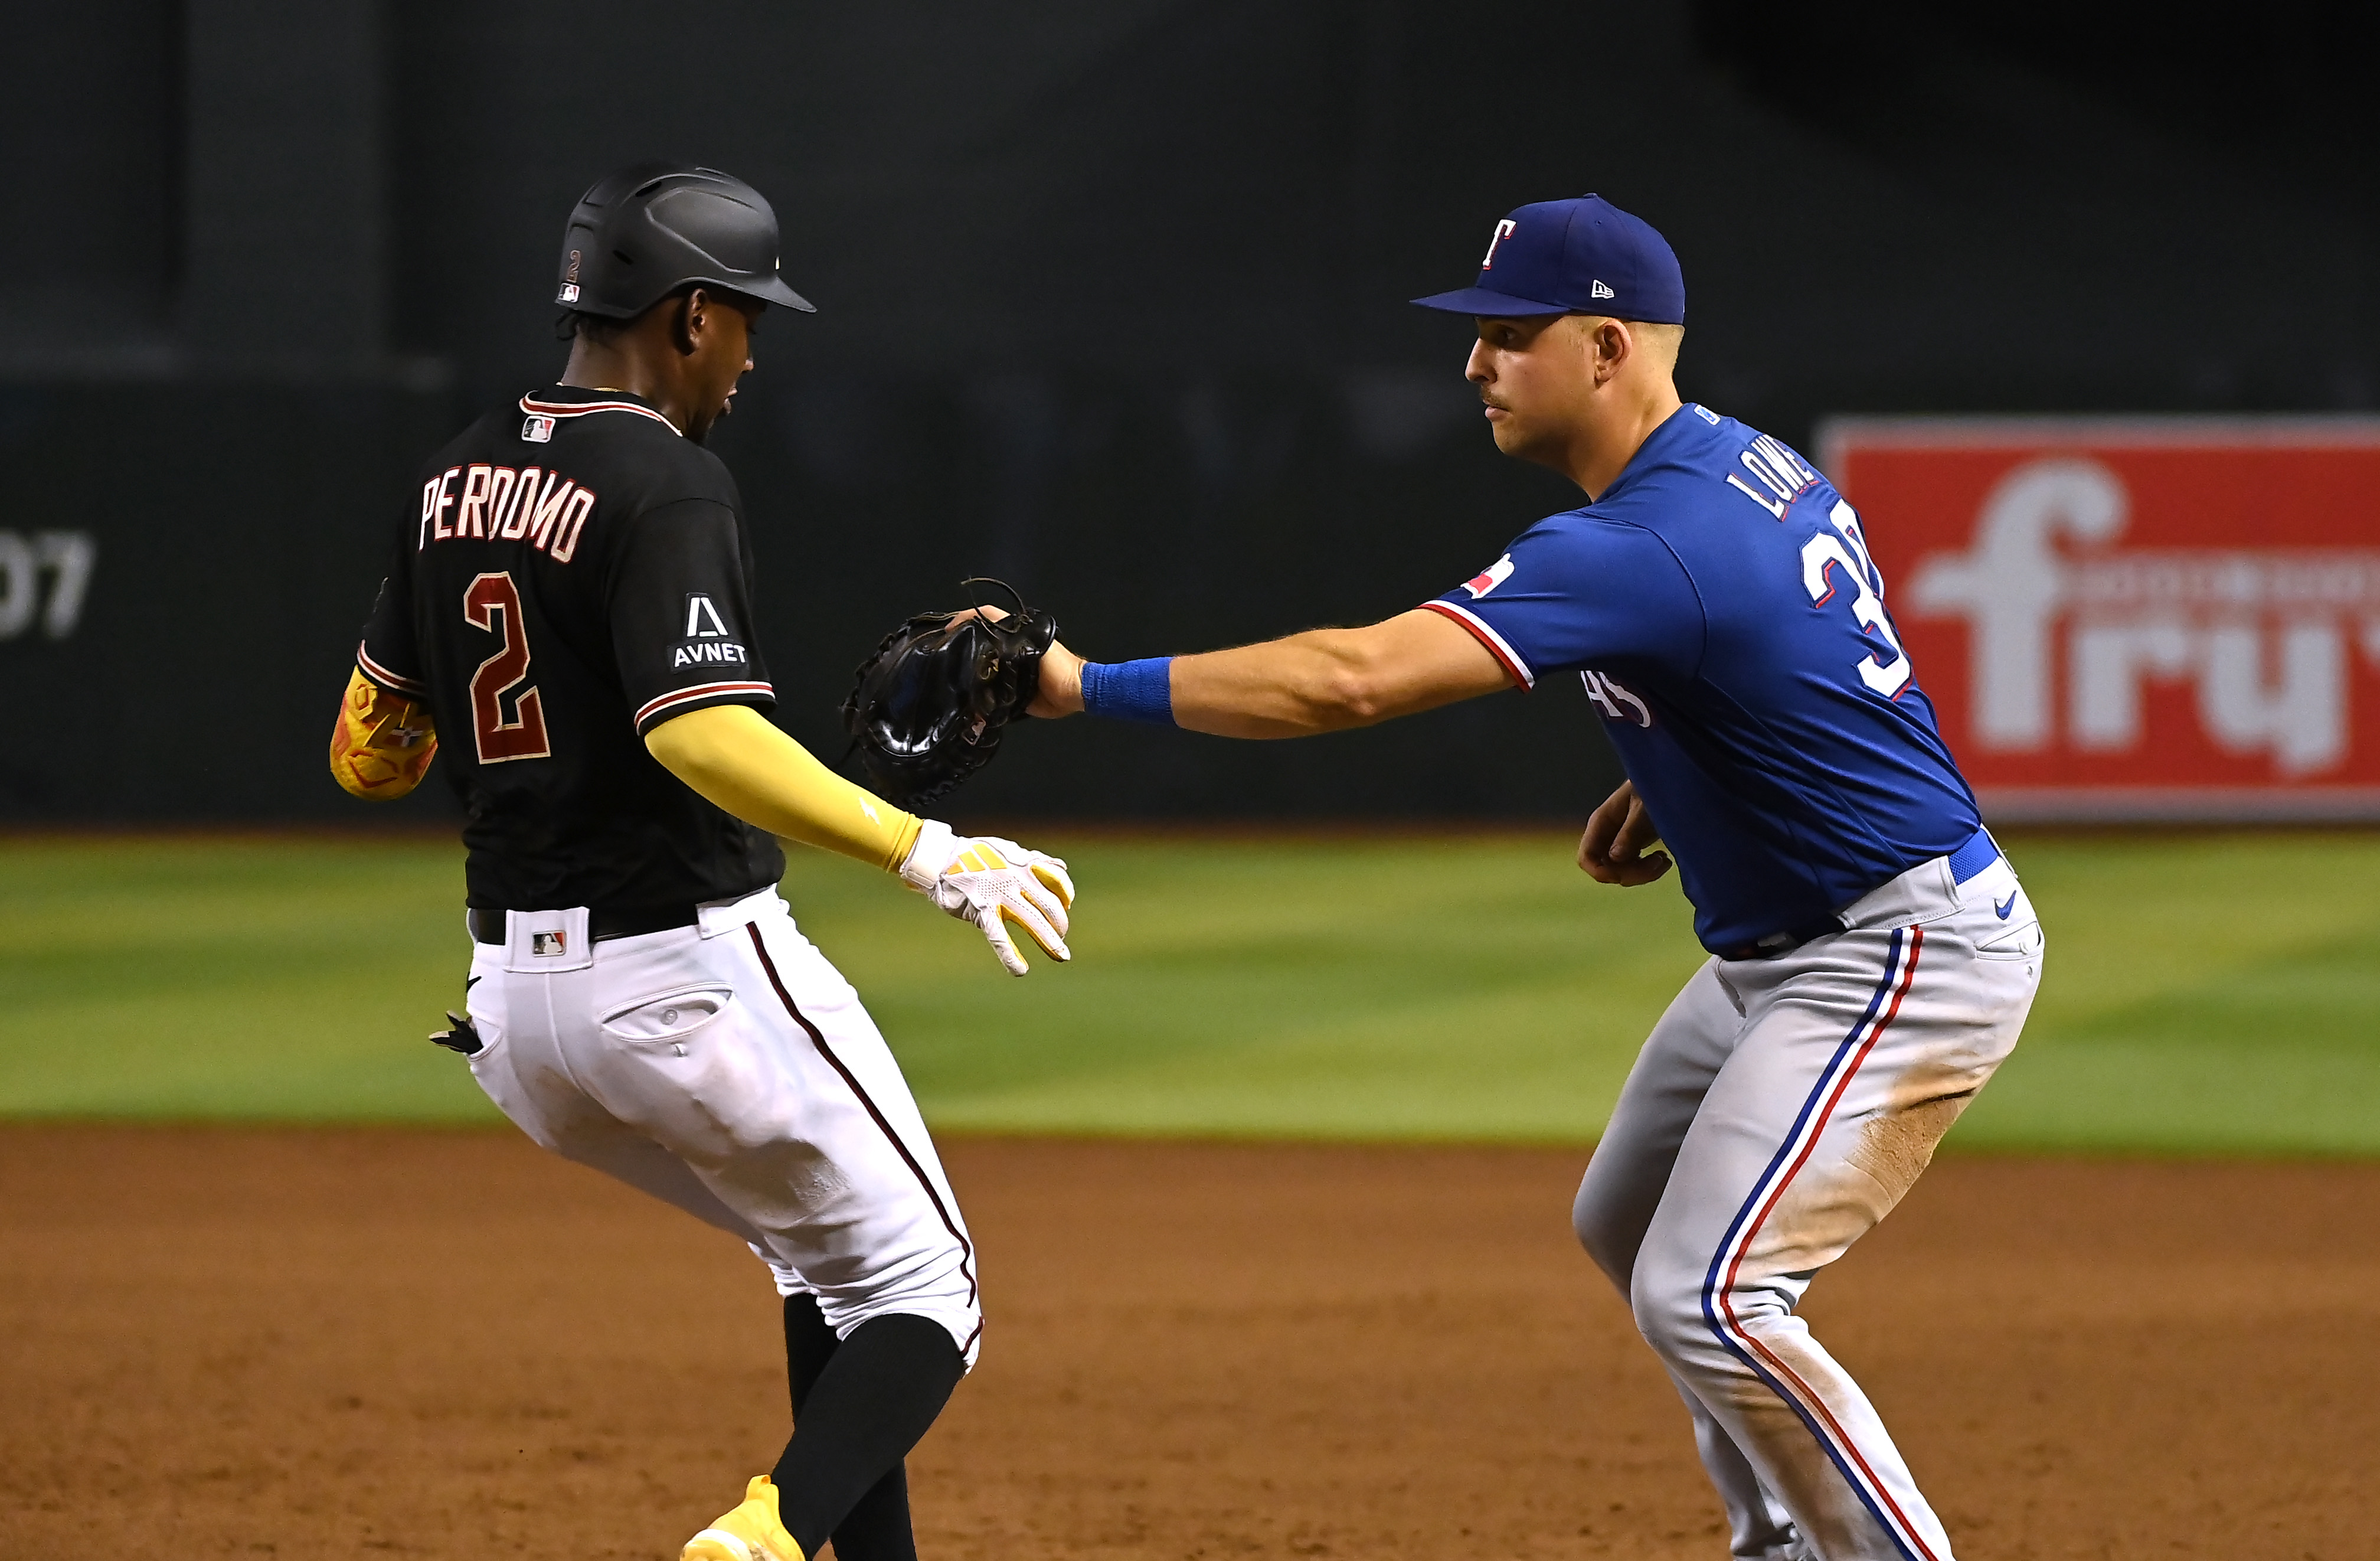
645, 703, 923, 873
330, 666, 438, 800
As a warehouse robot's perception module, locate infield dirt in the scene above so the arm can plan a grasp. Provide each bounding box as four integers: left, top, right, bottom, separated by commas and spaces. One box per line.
2, 1128, 2371, 1560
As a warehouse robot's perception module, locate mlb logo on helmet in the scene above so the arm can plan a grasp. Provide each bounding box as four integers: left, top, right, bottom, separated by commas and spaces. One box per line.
1414, 194, 1686, 324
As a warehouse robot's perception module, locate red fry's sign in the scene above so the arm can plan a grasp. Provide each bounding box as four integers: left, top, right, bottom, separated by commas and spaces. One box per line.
1822, 418, 2380, 820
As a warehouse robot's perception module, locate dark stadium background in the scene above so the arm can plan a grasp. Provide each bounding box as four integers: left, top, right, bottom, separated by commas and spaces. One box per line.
4, 0, 2374, 821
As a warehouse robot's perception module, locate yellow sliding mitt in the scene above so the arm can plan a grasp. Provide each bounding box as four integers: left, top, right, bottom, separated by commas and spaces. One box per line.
329, 667, 438, 799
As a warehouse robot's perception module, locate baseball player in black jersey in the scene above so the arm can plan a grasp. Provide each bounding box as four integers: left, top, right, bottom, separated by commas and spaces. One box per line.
331, 164, 1076, 1561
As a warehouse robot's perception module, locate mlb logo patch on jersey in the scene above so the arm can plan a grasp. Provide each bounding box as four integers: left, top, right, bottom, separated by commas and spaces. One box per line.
522, 414, 555, 443
1463, 554, 1516, 598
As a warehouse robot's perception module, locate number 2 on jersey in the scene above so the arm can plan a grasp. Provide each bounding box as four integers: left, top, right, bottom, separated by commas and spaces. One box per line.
463, 572, 552, 762
1801, 499, 1912, 697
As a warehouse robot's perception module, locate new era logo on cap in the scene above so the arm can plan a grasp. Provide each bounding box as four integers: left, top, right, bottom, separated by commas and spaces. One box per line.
1413, 194, 1686, 324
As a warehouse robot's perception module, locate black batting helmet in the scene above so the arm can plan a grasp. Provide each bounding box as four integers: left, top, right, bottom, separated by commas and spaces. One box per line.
555, 163, 816, 319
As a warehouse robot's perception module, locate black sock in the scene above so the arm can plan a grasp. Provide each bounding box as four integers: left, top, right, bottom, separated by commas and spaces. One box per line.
782, 1298, 920, 1561
774, 1299, 962, 1560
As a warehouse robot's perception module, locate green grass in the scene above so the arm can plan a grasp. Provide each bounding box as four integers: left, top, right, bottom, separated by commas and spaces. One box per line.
2, 830, 2376, 1153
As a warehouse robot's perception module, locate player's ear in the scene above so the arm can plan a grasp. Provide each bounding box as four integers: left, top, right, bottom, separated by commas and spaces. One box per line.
673, 288, 705, 356
1593, 318, 1630, 383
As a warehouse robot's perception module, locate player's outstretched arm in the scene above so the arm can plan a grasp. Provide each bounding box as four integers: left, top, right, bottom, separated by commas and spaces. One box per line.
329, 667, 438, 800
1030, 608, 1512, 737
645, 704, 1073, 974
646, 703, 923, 869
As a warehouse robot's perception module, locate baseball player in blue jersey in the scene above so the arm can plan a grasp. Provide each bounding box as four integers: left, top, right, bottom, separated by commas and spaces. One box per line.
1018, 195, 2042, 1561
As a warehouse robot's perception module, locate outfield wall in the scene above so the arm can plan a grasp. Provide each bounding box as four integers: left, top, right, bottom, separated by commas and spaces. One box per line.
0, 378, 1625, 822
5, 2, 2378, 821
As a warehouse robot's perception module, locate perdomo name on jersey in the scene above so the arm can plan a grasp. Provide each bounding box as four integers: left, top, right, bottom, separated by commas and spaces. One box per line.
419, 462, 598, 563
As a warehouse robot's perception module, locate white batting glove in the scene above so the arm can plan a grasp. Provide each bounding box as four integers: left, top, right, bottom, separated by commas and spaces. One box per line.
900, 819, 1075, 976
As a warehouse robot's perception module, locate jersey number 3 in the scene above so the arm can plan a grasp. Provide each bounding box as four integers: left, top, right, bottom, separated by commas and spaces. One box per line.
464, 572, 552, 763
1802, 499, 1912, 698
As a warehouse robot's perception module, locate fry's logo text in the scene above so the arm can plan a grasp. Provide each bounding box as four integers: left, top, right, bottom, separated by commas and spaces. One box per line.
1830, 419, 2380, 818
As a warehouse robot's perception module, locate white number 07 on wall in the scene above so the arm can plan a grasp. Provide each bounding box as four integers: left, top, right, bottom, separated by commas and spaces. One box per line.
0, 530, 97, 641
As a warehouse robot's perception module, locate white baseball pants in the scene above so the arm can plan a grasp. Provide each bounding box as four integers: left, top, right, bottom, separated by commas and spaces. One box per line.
1574, 843, 2043, 1561
463, 888, 982, 1364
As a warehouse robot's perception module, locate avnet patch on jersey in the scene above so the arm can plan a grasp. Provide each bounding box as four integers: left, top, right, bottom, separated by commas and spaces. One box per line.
672, 592, 749, 670
672, 640, 750, 670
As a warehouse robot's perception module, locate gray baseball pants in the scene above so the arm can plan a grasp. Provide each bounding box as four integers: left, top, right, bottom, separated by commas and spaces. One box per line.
1574, 841, 2043, 1561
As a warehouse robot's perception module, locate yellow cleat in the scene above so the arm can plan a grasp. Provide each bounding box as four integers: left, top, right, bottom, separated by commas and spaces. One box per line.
681, 1474, 804, 1561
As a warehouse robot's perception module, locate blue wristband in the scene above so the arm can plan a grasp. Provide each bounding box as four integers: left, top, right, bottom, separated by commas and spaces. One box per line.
1078, 657, 1177, 726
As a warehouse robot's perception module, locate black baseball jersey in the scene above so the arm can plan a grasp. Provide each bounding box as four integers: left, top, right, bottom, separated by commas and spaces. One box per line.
356, 384, 786, 913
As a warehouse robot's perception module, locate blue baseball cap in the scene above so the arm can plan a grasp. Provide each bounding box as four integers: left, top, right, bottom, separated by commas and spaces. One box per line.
1413, 194, 1685, 324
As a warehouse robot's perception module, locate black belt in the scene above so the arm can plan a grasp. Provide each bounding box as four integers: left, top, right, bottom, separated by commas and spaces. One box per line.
467, 904, 699, 946
1714, 830, 2003, 963
1715, 913, 1846, 963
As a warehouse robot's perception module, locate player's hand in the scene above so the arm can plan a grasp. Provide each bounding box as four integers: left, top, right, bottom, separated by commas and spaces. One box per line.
900, 819, 1075, 975
1027, 638, 1085, 717
950, 605, 1085, 719
1578, 780, 1672, 887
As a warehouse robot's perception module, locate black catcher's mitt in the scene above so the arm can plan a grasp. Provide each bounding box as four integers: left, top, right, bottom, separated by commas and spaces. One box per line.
841, 580, 1058, 806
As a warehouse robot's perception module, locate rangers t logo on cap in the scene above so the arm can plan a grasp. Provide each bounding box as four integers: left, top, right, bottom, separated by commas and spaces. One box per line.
1415, 194, 1685, 324
1481, 218, 1518, 268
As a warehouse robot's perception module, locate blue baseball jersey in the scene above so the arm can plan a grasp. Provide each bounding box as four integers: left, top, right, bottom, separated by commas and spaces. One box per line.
1426, 404, 1979, 955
